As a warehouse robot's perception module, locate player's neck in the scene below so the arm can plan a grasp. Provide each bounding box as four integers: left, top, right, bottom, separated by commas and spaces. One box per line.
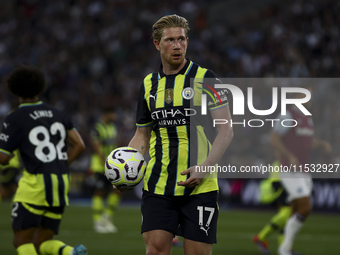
19, 96, 40, 104
102, 117, 110, 124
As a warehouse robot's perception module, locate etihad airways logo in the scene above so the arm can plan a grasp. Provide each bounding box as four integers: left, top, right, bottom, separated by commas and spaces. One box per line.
151, 108, 197, 120
151, 108, 196, 126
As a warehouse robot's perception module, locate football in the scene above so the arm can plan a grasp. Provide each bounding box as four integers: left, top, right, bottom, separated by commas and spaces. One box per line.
104, 146, 146, 190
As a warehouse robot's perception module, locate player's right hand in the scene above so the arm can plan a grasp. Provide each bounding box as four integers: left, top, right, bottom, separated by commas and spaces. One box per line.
177, 166, 206, 188
112, 184, 131, 192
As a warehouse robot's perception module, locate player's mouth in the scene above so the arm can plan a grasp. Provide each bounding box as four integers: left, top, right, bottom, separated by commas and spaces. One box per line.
172, 53, 182, 60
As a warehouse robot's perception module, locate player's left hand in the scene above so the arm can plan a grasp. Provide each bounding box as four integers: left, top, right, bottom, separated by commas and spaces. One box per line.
177, 166, 206, 188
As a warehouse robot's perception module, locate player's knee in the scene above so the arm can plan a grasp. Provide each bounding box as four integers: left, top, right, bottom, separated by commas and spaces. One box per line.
12, 236, 19, 249
146, 245, 170, 255
299, 205, 312, 217
12, 236, 38, 253
33, 242, 40, 253
145, 247, 157, 255
143, 230, 173, 255
145, 239, 171, 255
295, 202, 312, 218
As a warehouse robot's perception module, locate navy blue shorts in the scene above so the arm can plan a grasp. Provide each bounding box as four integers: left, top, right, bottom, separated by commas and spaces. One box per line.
141, 190, 219, 244
12, 202, 64, 234
272, 181, 289, 206
94, 172, 113, 191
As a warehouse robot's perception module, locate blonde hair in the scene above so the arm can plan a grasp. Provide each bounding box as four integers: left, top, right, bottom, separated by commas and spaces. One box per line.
152, 14, 190, 41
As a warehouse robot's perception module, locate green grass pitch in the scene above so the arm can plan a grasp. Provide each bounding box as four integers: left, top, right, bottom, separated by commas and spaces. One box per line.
0, 201, 339, 254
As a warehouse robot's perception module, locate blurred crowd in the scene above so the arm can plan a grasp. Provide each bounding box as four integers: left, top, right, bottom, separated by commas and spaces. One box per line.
0, 0, 339, 174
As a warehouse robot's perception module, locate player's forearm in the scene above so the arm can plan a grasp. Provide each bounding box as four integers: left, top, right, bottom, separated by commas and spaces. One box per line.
67, 129, 86, 164
67, 144, 85, 164
312, 138, 332, 153
128, 126, 151, 156
203, 105, 234, 167
202, 125, 234, 167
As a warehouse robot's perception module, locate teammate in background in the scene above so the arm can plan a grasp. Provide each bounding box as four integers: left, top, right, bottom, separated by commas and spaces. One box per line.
0, 65, 87, 255
270, 88, 331, 255
252, 159, 292, 255
90, 108, 121, 233
126, 15, 234, 255
0, 150, 22, 202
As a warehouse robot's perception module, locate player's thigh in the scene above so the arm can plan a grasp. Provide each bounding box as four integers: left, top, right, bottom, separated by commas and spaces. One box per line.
93, 172, 112, 195
40, 206, 64, 234
34, 205, 64, 246
184, 239, 212, 255
13, 228, 37, 248
290, 196, 312, 216
179, 191, 219, 244
141, 190, 179, 235
12, 202, 41, 247
12, 202, 64, 247
143, 229, 173, 255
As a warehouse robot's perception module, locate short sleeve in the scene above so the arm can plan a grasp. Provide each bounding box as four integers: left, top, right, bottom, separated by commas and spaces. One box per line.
136, 82, 153, 127
0, 114, 20, 154
204, 70, 229, 111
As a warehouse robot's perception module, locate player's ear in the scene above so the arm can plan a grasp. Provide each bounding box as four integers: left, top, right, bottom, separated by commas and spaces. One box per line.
154, 40, 160, 51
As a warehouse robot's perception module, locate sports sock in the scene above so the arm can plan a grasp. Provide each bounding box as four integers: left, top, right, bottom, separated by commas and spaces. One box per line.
17, 243, 38, 255
258, 223, 276, 241
39, 240, 73, 255
92, 195, 104, 223
105, 192, 121, 219
258, 206, 291, 241
278, 231, 284, 246
279, 213, 304, 253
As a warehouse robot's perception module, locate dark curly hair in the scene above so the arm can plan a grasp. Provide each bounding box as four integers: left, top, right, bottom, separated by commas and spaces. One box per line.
7, 65, 46, 98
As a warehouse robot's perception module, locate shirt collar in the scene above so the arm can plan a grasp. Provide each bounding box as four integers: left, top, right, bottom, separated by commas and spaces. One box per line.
19, 101, 43, 108
158, 58, 191, 78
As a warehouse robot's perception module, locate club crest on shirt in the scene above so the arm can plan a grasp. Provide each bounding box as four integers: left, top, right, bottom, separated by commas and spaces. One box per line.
165, 89, 174, 104
182, 87, 194, 100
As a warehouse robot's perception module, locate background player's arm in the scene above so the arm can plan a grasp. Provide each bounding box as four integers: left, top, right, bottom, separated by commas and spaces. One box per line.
92, 138, 107, 162
178, 105, 234, 188
270, 131, 298, 165
128, 126, 152, 156
67, 129, 86, 164
312, 138, 332, 153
